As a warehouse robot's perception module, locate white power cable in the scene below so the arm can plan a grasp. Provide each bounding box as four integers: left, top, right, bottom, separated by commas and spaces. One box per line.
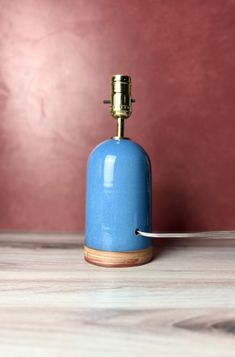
136, 230, 235, 239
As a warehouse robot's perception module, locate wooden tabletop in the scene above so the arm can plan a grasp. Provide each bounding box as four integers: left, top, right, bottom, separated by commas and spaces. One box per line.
0, 233, 235, 356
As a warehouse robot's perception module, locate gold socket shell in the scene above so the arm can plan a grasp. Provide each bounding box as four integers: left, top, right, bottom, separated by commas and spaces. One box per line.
111, 75, 132, 119
103, 74, 135, 139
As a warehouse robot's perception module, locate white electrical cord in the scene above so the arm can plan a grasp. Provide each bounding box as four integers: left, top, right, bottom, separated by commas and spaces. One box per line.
136, 230, 235, 239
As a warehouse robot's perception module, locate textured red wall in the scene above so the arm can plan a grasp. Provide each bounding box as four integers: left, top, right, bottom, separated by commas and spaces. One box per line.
0, 0, 234, 232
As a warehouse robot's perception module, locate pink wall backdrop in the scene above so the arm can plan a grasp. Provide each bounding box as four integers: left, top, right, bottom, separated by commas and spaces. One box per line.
0, 0, 234, 233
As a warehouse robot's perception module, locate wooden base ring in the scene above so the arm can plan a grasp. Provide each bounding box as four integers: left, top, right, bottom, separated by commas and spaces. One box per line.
84, 245, 153, 267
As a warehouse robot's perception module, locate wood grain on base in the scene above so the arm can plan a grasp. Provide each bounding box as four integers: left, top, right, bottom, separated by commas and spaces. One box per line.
84, 245, 153, 267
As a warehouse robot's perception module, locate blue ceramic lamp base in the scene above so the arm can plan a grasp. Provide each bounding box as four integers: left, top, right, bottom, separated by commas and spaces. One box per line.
84, 245, 153, 268
84, 138, 152, 267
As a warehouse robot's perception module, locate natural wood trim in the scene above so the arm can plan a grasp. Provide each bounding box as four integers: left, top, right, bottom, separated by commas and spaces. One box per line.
84, 245, 153, 267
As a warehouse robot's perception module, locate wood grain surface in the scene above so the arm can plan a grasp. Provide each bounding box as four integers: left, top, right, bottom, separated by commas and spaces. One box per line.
0, 233, 235, 356
84, 245, 153, 267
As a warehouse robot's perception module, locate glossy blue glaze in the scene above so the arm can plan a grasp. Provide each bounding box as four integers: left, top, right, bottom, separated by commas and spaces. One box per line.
85, 138, 152, 252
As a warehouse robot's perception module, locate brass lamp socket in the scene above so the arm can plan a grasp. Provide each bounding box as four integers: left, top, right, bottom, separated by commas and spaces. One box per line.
103, 74, 135, 139
111, 74, 133, 119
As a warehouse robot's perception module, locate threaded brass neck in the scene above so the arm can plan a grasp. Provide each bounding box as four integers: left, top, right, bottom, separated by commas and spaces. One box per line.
113, 117, 125, 140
